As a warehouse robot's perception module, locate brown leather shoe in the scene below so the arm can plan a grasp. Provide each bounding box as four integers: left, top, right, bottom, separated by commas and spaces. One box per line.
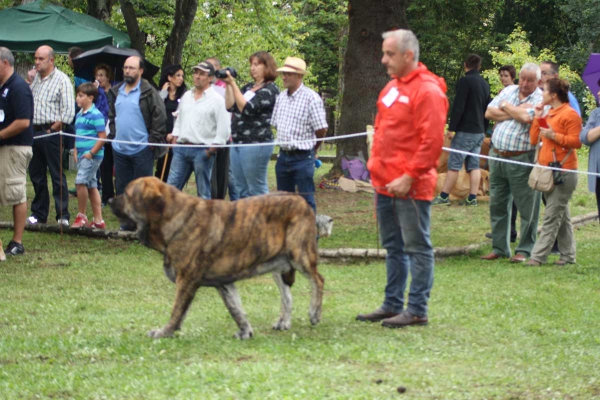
554, 260, 575, 266
480, 252, 503, 260
356, 308, 399, 322
381, 310, 428, 328
510, 254, 527, 263
525, 259, 541, 267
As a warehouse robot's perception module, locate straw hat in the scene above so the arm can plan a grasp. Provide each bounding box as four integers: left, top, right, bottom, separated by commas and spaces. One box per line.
276, 57, 307, 75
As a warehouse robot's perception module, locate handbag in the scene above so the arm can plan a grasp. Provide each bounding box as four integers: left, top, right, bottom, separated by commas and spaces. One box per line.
528, 140, 573, 192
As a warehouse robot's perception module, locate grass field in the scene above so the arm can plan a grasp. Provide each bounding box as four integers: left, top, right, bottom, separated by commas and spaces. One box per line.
1, 149, 599, 398
1, 225, 599, 398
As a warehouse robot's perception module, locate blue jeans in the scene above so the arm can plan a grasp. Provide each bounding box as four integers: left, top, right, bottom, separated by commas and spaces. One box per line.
447, 132, 484, 172
113, 147, 154, 195
75, 157, 103, 189
275, 150, 316, 211
377, 193, 434, 317
230, 143, 274, 198
167, 147, 215, 199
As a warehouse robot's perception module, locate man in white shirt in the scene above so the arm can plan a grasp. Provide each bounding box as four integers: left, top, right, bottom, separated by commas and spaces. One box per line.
167, 62, 231, 199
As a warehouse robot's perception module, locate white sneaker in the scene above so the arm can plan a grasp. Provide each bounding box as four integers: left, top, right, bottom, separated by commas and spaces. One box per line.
57, 219, 70, 227
27, 215, 39, 224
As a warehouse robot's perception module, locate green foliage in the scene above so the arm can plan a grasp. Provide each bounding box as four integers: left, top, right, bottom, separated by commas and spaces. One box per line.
481, 26, 597, 117
293, 0, 347, 91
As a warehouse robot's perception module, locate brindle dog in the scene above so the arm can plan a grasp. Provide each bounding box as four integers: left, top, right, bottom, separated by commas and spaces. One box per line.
109, 177, 324, 339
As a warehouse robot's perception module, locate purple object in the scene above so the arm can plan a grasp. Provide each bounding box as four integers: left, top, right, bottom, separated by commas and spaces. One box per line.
583, 53, 600, 103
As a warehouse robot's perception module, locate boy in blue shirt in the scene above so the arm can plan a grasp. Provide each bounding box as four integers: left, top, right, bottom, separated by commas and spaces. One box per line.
72, 83, 107, 229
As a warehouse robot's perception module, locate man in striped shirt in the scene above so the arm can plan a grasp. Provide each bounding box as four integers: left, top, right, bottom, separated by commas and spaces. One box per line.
481, 63, 543, 263
29, 45, 75, 226
271, 57, 328, 211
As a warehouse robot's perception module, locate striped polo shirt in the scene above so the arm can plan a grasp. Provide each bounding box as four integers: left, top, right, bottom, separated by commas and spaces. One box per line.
75, 104, 105, 159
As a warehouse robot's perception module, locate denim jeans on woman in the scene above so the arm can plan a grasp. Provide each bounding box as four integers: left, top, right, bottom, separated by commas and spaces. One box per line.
377, 193, 434, 318
229, 143, 274, 198
167, 146, 215, 199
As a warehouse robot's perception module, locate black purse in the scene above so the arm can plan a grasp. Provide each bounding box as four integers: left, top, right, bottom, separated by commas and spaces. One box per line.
549, 148, 573, 185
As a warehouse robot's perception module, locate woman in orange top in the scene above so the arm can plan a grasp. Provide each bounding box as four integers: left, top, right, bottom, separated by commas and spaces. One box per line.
527, 78, 582, 266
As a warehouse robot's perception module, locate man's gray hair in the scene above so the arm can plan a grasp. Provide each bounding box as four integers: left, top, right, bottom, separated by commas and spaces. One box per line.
382, 29, 420, 63
0, 47, 15, 67
520, 63, 541, 81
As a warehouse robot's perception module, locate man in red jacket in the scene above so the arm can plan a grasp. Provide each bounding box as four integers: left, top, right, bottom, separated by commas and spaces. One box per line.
356, 29, 448, 328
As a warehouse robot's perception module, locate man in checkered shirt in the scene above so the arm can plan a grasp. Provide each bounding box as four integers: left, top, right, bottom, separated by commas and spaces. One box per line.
481, 63, 543, 264
271, 57, 328, 211
29, 45, 75, 226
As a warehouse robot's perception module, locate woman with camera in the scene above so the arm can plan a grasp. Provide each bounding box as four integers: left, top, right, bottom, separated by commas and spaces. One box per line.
579, 78, 600, 221
156, 64, 186, 182
526, 78, 582, 266
224, 51, 279, 198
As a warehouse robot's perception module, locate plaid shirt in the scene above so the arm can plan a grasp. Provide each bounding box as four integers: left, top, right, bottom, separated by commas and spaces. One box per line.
271, 84, 328, 150
31, 68, 75, 126
489, 85, 542, 152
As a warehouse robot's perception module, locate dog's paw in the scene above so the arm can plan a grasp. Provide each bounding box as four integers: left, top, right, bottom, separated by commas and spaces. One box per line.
148, 327, 174, 339
272, 319, 291, 331
309, 310, 322, 326
233, 329, 254, 340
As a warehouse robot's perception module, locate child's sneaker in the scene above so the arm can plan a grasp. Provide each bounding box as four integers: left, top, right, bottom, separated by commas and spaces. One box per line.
5, 240, 25, 256
87, 220, 106, 229
71, 213, 88, 228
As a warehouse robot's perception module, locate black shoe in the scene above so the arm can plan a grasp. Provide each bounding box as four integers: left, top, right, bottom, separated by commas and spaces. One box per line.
485, 232, 492, 239
356, 307, 400, 323
510, 235, 517, 243
550, 243, 560, 255
5, 240, 25, 256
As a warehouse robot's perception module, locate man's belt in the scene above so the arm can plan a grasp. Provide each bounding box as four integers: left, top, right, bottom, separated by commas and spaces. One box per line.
495, 149, 534, 158
33, 123, 53, 131
280, 148, 310, 155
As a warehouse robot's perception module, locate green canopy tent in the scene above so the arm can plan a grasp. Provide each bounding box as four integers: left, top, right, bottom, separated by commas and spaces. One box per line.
0, 0, 130, 53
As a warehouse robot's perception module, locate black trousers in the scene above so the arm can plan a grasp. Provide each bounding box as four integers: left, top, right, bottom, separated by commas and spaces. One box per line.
596, 178, 600, 220
211, 147, 230, 200
100, 142, 115, 204
29, 131, 70, 222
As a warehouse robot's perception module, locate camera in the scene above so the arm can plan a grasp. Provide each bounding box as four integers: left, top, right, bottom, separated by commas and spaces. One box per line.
215, 67, 237, 79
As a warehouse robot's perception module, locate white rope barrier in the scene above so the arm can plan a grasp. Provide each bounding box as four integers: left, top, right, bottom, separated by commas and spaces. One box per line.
36, 130, 600, 178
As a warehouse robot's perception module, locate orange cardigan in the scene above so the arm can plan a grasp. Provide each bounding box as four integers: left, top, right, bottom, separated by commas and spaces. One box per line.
530, 103, 582, 170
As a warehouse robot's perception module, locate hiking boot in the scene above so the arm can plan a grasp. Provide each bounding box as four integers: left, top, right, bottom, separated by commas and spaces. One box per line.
356, 307, 400, 322
5, 240, 25, 256
431, 195, 450, 206
460, 198, 478, 206
381, 310, 428, 328
71, 213, 88, 228
87, 219, 106, 229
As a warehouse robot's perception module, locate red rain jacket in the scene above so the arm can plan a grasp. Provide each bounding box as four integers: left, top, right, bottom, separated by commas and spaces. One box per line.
368, 63, 448, 201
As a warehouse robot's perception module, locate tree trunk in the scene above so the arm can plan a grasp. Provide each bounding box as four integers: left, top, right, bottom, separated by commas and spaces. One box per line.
119, 0, 145, 56
161, 0, 199, 70
87, 0, 113, 21
327, 0, 408, 177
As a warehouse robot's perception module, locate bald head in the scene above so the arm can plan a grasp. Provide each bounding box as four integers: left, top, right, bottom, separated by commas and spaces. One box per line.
34, 45, 55, 78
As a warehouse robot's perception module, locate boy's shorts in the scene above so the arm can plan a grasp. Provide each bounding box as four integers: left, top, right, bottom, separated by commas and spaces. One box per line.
0, 146, 33, 206
75, 157, 103, 189
447, 132, 484, 172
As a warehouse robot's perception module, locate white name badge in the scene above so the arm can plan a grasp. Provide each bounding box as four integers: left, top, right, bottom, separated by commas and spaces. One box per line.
382, 87, 399, 108
243, 91, 256, 102
398, 95, 409, 104
0, 109, 4, 123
